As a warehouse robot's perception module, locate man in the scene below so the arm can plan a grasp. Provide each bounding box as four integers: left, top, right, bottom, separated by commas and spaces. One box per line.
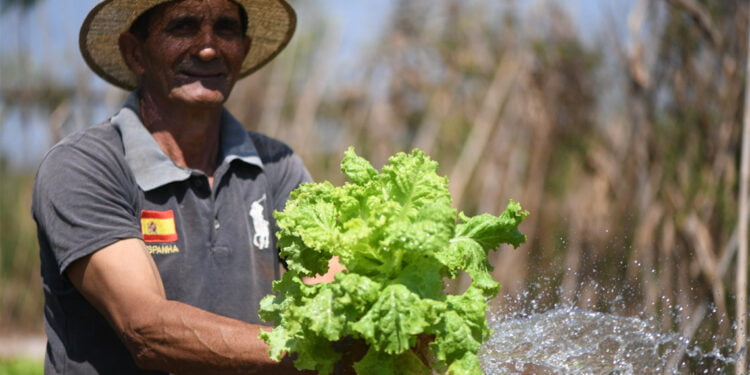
32, 0, 333, 373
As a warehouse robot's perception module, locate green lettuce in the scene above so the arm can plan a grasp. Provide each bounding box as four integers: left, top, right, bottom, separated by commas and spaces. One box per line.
259, 148, 527, 374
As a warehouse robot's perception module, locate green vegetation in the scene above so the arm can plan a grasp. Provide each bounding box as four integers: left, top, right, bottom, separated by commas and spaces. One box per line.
260, 148, 526, 374
0, 358, 43, 375
1, 0, 747, 372
0, 161, 41, 332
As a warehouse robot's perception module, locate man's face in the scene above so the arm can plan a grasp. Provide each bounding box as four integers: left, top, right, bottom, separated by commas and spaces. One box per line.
125, 0, 251, 108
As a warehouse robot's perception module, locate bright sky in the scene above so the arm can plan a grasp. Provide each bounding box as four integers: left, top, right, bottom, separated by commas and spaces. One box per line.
0, 0, 631, 82
0, 0, 395, 84
0, 0, 397, 168
0, 0, 629, 169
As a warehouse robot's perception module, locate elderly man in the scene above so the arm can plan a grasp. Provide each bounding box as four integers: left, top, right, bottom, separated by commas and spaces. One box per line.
32, 0, 334, 373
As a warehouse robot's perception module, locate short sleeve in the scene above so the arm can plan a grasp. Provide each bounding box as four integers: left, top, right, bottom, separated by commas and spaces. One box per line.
32, 129, 142, 274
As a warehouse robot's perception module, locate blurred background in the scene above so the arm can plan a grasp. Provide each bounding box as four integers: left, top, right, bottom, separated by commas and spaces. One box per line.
1, 0, 748, 373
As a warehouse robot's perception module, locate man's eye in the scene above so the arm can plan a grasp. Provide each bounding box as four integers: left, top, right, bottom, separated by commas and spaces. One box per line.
166, 19, 199, 35
215, 19, 243, 37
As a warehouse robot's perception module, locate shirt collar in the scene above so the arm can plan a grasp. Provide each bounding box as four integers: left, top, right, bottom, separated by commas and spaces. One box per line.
112, 91, 264, 192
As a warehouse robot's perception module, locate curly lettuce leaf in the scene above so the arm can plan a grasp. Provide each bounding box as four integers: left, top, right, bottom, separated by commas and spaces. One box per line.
429, 287, 490, 364
456, 200, 528, 250
439, 202, 529, 296
259, 147, 528, 375
351, 284, 430, 354
353, 347, 432, 375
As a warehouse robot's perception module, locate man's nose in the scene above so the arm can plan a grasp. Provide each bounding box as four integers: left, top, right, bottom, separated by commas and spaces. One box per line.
196, 28, 218, 61
198, 46, 217, 61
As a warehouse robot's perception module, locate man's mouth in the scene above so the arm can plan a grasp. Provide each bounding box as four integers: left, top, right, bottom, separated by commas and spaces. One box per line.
180, 71, 226, 79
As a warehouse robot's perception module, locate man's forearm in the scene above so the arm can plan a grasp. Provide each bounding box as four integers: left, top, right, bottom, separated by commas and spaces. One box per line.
120, 299, 305, 374
66, 240, 313, 374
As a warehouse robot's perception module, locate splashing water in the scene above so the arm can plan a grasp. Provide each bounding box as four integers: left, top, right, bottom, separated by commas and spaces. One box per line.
480, 307, 684, 374
478, 283, 746, 374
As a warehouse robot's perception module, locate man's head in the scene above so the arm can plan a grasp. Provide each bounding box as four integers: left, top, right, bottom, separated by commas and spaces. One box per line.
79, 0, 295, 92
119, 0, 252, 107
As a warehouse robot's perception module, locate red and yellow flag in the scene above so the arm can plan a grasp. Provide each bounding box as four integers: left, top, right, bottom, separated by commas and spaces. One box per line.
140, 210, 178, 243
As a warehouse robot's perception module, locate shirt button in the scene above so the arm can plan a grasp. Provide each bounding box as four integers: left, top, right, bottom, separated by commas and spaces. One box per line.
214, 219, 221, 230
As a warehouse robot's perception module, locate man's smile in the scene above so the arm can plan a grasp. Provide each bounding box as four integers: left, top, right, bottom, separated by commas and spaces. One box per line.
178, 63, 228, 78
180, 70, 226, 79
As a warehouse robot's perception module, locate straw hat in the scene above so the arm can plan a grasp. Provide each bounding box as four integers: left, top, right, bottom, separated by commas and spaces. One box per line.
79, 0, 296, 90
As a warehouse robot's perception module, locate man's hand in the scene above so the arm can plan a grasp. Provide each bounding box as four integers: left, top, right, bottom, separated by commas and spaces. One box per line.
302, 256, 345, 285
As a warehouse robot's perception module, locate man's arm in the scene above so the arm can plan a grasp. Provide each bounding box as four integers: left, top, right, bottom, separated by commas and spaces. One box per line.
66, 238, 309, 375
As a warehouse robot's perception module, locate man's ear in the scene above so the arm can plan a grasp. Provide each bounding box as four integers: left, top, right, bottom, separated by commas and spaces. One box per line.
119, 32, 146, 76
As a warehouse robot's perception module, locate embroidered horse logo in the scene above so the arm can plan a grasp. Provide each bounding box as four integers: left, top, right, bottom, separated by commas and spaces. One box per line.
250, 194, 270, 249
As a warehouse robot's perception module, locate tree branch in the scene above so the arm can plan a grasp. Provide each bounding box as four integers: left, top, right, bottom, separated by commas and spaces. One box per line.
666, 0, 722, 47
735, 2, 750, 372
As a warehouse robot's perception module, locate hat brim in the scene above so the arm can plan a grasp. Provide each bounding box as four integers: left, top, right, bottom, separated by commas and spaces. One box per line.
79, 0, 296, 91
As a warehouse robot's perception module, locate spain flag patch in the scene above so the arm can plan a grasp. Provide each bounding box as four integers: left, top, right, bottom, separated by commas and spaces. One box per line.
140, 210, 178, 243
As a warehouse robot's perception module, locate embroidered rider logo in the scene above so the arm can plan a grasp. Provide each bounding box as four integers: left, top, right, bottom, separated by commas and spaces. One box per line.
250, 194, 270, 250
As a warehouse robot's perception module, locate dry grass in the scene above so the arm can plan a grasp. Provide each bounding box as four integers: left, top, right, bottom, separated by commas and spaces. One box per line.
227, 1, 748, 371
0, 167, 42, 334
1, 0, 748, 372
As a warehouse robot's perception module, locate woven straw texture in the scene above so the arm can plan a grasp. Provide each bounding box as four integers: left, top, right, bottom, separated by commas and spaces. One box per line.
79, 0, 296, 90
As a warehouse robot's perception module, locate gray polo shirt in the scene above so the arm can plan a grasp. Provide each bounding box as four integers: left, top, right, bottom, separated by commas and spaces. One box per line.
32, 92, 311, 374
